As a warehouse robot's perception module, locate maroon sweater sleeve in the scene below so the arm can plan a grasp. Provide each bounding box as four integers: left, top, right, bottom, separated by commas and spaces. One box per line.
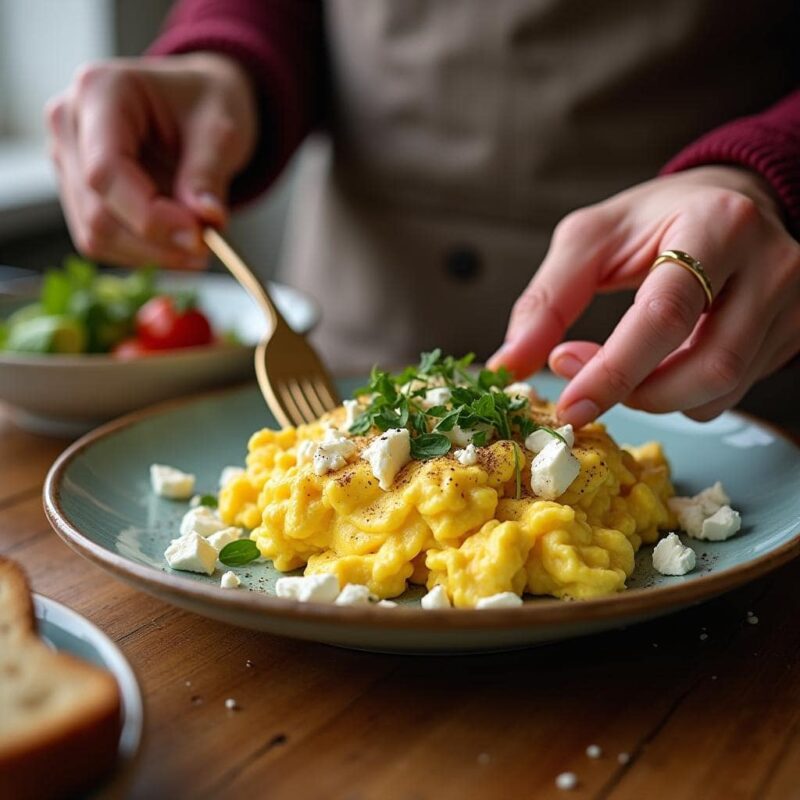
662, 90, 800, 238
148, 0, 324, 204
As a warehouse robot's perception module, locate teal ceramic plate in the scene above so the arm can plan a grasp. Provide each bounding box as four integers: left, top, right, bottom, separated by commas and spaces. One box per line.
34, 594, 144, 798
44, 376, 800, 653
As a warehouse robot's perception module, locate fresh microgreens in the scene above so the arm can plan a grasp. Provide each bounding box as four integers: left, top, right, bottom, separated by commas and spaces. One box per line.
348, 350, 567, 460
218, 539, 260, 567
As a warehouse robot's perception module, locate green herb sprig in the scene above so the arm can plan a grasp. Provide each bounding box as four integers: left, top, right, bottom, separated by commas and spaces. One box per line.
348, 349, 565, 461
219, 539, 259, 567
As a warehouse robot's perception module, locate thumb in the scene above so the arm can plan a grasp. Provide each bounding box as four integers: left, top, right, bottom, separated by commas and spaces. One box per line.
488, 210, 610, 377
174, 109, 240, 227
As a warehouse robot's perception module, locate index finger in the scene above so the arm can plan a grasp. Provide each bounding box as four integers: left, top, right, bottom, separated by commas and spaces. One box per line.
488, 211, 612, 377
75, 68, 203, 253
556, 250, 729, 426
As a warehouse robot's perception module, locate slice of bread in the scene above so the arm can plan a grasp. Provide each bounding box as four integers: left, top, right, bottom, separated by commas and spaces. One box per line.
0, 557, 122, 800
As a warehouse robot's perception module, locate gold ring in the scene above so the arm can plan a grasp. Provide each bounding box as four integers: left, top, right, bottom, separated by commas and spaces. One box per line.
649, 250, 714, 310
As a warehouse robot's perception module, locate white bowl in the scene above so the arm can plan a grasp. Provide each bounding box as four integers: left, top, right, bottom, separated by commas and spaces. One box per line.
0, 271, 319, 436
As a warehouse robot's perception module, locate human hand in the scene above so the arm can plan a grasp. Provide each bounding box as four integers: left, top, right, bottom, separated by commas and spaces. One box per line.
489, 166, 800, 425
46, 52, 258, 270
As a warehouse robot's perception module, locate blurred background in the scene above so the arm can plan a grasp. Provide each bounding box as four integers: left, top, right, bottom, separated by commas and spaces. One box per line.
0, 0, 292, 282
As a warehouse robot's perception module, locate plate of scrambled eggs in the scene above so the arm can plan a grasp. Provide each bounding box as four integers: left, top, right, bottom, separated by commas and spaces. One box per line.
45, 353, 800, 653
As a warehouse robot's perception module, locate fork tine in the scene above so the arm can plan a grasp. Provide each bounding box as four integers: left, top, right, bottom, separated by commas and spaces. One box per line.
300, 377, 328, 419
286, 378, 317, 424
276, 382, 306, 427
313, 376, 339, 412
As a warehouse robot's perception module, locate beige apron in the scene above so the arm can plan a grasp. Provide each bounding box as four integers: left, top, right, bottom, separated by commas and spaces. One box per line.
279, 0, 798, 373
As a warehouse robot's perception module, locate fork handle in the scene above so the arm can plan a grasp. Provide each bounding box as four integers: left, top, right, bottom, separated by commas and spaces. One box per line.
202, 228, 289, 335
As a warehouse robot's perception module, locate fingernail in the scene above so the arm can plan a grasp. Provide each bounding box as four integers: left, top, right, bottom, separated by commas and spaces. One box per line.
196, 192, 224, 215
487, 344, 511, 369
172, 229, 200, 252
552, 354, 585, 379
559, 398, 600, 427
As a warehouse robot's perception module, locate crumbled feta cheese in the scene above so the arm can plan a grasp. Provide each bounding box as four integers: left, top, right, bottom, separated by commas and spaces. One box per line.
421, 585, 451, 609
341, 399, 360, 431
377, 599, 398, 608
164, 532, 217, 575
694, 481, 731, 515
555, 772, 578, 790
530, 440, 580, 500
586, 744, 602, 759
475, 592, 523, 609
297, 439, 316, 466
180, 506, 227, 538
150, 464, 196, 499
219, 465, 245, 488
312, 430, 357, 476
524, 424, 574, 453
453, 443, 479, 466
275, 573, 340, 603
652, 533, 696, 576
421, 386, 452, 409
220, 571, 241, 589
207, 527, 241, 552
335, 583, 375, 605
700, 505, 741, 541
224, 698, 238, 711
443, 423, 493, 448
361, 428, 411, 490
504, 382, 538, 402
669, 482, 738, 540
668, 497, 707, 538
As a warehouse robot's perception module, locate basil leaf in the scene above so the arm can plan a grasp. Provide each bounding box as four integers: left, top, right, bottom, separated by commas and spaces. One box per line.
410, 412, 429, 435
219, 539, 259, 567
419, 348, 442, 374
471, 430, 488, 447
434, 407, 462, 432
197, 494, 218, 508
410, 433, 451, 459
349, 412, 374, 435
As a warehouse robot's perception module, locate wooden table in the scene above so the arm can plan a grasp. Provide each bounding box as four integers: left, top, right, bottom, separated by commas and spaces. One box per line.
2, 406, 799, 800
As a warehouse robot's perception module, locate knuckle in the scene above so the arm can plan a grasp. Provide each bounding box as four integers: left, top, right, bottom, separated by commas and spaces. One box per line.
712, 190, 760, 231
73, 62, 109, 95
511, 286, 568, 334
44, 97, 67, 133
597, 351, 635, 397
207, 116, 240, 150
640, 288, 697, 339
84, 155, 114, 194
553, 207, 603, 242
704, 346, 746, 395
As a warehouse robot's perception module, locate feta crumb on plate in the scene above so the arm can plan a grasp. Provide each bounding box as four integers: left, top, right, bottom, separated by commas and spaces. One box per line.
313, 429, 358, 476
475, 592, 523, 609
668, 482, 740, 541
504, 382, 538, 401
220, 571, 241, 589
275, 574, 340, 603
341, 398, 360, 431
530, 439, 580, 500
164, 532, 217, 575
362, 428, 411, 490
180, 506, 227, 538
207, 527, 242, 553
421, 585, 451, 609
335, 583, 375, 606
150, 464, 195, 499
700, 505, 741, 541
652, 533, 696, 576
377, 599, 398, 608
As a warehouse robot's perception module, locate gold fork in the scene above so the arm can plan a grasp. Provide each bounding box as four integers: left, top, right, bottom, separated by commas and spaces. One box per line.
203, 228, 341, 427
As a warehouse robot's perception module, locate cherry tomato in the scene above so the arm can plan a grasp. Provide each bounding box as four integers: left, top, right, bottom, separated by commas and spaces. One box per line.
112, 337, 151, 359
135, 295, 213, 350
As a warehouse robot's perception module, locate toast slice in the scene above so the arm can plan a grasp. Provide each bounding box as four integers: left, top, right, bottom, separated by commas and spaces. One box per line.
0, 557, 122, 800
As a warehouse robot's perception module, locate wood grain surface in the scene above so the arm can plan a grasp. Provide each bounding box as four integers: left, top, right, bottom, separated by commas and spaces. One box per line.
1, 406, 798, 800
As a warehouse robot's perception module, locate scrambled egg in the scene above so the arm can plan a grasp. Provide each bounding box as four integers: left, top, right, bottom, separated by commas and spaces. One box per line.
220, 400, 676, 608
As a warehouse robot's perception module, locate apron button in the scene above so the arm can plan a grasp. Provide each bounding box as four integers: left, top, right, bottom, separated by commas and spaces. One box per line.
444, 246, 482, 282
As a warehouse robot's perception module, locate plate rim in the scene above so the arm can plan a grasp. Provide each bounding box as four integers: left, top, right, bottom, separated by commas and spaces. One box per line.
33, 593, 145, 793
43, 382, 800, 633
